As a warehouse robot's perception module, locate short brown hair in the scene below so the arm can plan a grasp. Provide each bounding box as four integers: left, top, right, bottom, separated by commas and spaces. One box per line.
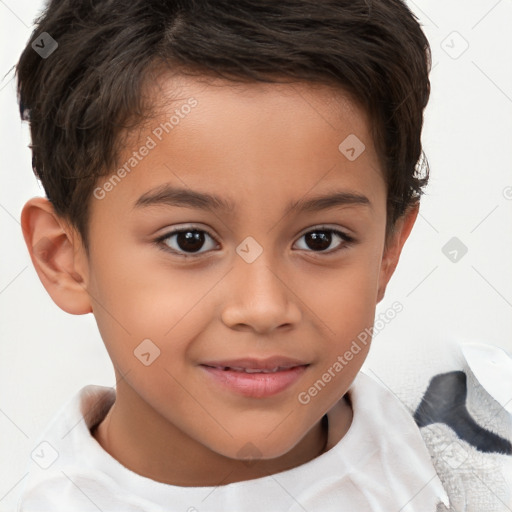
16, 0, 431, 249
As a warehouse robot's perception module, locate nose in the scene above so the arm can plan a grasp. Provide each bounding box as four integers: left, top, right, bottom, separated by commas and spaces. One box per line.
221, 253, 302, 334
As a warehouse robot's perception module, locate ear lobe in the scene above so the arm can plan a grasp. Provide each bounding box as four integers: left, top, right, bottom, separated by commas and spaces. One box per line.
21, 197, 93, 315
376, 203, 419, 303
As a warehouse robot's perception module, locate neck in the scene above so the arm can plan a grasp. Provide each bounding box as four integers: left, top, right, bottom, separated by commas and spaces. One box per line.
92, 377, 351, 486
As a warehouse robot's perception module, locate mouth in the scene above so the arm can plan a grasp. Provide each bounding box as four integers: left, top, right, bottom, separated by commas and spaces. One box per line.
203, 365, 302, 373
199, 357, 309, 398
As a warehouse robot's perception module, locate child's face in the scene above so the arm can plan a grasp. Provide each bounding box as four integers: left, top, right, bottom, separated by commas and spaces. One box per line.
73, 76, 406, 464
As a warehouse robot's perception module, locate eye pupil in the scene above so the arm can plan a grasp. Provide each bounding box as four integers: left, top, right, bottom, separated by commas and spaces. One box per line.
163, 227, 346, 257
305, 231, 331, 251
177, 230, 205, 252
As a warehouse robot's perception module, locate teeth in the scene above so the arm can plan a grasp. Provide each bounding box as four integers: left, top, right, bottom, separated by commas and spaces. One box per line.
222, 366, 283, 373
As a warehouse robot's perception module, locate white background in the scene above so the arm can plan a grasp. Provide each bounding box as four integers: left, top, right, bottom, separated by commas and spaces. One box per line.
1, 1, 511, 509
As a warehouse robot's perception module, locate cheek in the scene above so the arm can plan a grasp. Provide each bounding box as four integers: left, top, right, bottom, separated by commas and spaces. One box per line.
293, 249, 382, 396
86, 240, 218, 369
298, 249, 382, 336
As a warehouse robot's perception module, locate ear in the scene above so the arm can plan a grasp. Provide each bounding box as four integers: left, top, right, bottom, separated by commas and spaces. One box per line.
376, 203, 419, 303
20, 197, 93, 314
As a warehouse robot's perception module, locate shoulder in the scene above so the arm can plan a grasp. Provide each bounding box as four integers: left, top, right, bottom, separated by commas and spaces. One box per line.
17, 385, 117, 511
364, 336, 512, 511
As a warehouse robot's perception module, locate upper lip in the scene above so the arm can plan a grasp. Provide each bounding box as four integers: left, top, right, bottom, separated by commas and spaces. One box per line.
200, 357, 309, 370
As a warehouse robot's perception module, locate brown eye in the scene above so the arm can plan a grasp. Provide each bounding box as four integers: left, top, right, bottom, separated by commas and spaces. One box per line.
304, 231, 332, 251
158, 228, 218, 256
174, 230, 206, 252
294, 228, 353, 253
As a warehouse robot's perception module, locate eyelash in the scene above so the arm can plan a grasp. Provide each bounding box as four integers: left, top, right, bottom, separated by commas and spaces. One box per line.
154, 225, 355, 259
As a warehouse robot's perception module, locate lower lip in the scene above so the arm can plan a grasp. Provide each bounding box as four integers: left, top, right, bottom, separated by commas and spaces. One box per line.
200, 365, 308, 398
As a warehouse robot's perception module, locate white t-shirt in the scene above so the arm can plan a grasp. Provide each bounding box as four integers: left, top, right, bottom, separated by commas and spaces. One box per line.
17, 371, 450, 511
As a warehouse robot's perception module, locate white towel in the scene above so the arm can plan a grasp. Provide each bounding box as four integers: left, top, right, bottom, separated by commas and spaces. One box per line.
364, 336, 512, 511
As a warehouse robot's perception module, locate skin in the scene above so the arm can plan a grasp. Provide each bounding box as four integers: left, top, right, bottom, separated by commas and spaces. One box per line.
21, 75, 418, 486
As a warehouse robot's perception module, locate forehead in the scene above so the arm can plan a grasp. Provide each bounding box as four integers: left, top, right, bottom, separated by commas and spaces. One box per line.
92, 74, 385, 220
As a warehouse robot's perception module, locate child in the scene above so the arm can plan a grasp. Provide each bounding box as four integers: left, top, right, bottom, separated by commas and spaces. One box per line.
14, 0, 511, 510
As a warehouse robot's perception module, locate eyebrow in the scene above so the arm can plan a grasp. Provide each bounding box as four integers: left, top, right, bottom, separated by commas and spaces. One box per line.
134, 184, 371, 215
